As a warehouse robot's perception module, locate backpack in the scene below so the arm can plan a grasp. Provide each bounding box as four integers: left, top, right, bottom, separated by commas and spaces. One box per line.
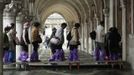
66, 31, 72, 41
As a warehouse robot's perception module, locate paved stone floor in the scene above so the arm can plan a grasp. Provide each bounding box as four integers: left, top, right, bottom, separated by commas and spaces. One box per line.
38, 43, 95, 64
3, 69, 133, 75
4, 44, 132, 75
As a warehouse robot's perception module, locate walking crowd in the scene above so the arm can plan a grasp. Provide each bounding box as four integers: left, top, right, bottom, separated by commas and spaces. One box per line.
2, 20, 122, 64
3, 22, 81, 63
90, 21, 122, 62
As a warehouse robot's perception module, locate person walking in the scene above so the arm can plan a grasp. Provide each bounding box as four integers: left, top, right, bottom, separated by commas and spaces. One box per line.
31, 22, 42, 62
68, 23, 80, 61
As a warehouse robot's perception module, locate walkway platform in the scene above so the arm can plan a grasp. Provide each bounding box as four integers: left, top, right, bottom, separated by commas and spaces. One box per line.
3, 48, 129, 70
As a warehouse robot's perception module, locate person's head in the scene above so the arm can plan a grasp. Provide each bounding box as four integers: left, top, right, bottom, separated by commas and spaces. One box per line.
52, 27, 56, 33
10, 23, 15, 28
100, 21, 104, 27
33, 22, 40, 28
74, 23, 80, 28
112, 27, 118, 32
61, 23, 67, 29
23, 22, 30, 28
4, 26, 10, 33
109, 27, 113, 32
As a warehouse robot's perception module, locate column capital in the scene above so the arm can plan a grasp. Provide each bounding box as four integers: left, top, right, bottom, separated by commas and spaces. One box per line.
0, 0, 11, 4
120, 0, 127, 8
0, 0, 11, 10
103, 8, 109, 16
3, 0, 22, 16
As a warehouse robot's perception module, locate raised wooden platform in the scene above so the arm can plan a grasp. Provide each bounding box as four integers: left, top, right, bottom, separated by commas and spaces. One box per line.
97, 60, 127, 69
3, 60, 128, 71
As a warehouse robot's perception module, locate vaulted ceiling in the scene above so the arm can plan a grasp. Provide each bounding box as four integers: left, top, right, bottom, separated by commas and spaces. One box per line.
34, 0, 105, 25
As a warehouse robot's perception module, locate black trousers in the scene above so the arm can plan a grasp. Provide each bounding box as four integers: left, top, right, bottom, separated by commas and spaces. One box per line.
32, 41, 39, 52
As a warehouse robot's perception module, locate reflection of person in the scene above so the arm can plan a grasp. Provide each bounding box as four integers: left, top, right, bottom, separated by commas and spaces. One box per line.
68, 23, 80, 61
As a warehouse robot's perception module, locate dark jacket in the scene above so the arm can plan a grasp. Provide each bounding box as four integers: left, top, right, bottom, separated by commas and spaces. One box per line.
108, 29, 121, 52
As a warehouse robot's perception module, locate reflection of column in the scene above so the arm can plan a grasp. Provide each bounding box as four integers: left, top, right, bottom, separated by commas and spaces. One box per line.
120, 0, 127, 61
16, 12, 23, 64
103, 8, 109, 33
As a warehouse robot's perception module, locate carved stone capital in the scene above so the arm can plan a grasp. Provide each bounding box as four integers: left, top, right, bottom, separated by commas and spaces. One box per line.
120, 0, 127, 8
0, 0, 11, 15
103, 8, 109, 16
3, 0, 22, 16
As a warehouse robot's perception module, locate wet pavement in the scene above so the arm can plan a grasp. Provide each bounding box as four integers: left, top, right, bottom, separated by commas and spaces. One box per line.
3, 69, 133, 75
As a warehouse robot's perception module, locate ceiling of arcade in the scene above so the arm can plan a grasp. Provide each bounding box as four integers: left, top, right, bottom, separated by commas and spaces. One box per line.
34, 0, 105, 26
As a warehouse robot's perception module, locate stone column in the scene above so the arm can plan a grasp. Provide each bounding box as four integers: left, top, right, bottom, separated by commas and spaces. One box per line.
103, 8, 109, 33
94, 14, 99, 27
120, 0, 127, 61
0, 3, 5, 75
89, 20, 93, 54
27, 0, 35, 61
86, 21, 90, 54
80, 22, 85, 52
3, 0, 22, 29
16, 12, 23, 64
109, 0, 114, 27
0, 0, 12, 73
131, 0, 134, 34
115, 0, 118, 27
3, 4, 16, 30
84, 22, 88, 53
28, 21, 32, 61
3, 1, 22, 67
